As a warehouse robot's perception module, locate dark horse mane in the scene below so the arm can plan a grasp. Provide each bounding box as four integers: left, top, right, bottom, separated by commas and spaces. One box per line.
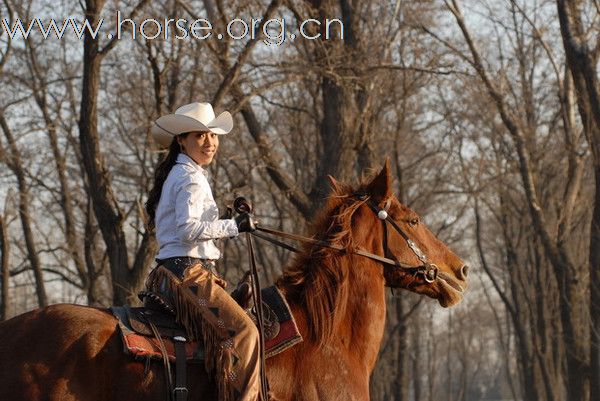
276, 178, 376, 347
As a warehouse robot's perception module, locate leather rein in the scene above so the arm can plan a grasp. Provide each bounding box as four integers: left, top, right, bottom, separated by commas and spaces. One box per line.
250, 195, 440, 284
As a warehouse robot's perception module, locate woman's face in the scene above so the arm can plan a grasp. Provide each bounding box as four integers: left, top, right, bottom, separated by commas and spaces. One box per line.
178, 131, 219, 166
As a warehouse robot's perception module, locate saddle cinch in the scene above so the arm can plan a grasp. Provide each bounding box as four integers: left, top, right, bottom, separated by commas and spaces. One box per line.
110, 276, 303, 365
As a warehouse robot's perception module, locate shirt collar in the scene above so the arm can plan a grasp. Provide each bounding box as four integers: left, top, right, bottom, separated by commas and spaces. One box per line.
176, 153, 209, 176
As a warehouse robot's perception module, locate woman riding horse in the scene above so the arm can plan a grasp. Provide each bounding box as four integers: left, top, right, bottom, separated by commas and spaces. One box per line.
0, 158, 469, 401
146, 102, 261, 401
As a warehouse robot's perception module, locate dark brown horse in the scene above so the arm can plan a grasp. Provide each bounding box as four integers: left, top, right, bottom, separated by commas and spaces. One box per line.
0, 162, 468, 401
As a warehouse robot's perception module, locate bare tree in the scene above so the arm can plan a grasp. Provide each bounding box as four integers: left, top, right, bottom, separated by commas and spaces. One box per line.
77, 0, 155, 304
555, 2, 600, 400
437, 1, 591, 399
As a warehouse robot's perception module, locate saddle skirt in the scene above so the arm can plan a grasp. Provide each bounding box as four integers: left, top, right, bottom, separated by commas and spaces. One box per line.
111, 285, 302, 363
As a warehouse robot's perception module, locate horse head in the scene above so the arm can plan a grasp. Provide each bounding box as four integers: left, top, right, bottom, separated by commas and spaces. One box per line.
279, 160, 468, 347
329, 159, 468, 308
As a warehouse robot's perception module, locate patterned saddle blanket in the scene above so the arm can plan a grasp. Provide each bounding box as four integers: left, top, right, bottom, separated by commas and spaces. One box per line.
111, 286, 302, 362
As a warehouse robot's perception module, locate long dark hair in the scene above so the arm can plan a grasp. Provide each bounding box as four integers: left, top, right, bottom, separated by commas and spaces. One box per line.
146, 134, 188, 229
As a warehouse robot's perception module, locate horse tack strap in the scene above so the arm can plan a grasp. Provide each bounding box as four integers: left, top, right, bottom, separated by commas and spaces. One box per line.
252, 213, 439, 283
173, 336, 188, 401
143, 312, 188, 401
254, 226, 423, 270
245, 233, 270, 401
367, 200, 439, 283
146, 319, 174, 401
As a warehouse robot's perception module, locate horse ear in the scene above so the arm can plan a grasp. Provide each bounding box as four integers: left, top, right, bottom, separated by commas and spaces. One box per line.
367, 159, 392, 201
327, 175, 345, 194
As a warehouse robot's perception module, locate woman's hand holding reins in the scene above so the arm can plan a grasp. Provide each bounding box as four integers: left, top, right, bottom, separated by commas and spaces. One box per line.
235, 212, 257, 233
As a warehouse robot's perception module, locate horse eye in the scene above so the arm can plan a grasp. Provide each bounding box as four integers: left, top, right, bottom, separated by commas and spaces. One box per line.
409, 218, 419, 226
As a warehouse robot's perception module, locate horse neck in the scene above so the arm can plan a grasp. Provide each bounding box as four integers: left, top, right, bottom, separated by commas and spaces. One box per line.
336, 257, 387, 369
280, 252, 388, 369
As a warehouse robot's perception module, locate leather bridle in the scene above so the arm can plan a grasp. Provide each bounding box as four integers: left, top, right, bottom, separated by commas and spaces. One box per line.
364, 197, 439, 283
248, 194, 440, 284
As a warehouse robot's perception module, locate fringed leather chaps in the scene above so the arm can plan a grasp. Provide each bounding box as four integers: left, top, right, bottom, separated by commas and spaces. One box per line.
146, 265, 260, 401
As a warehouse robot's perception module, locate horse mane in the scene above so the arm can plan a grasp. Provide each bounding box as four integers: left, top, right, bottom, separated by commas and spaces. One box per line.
276, 180, 373, 347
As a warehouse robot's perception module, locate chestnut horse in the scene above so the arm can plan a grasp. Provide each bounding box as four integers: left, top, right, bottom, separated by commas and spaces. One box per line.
0, 162, 468, 401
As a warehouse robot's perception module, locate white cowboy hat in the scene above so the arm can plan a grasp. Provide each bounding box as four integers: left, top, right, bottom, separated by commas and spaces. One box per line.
150, 102, 233, 148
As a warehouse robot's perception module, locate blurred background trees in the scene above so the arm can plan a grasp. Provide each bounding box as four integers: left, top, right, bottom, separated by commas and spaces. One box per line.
0, 0, 598, 400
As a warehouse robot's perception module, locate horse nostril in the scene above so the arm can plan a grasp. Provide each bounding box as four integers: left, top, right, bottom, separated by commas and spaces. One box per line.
459, 265, 469, 280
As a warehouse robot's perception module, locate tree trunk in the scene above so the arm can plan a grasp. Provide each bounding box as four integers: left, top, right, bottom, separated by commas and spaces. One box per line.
555, 2, 600, 400
412, 318, 423, 401
591, 170, 600, 401
310, 0, 375, 203
0, 114, 47, 307
394, 298, 409, 401
78, 0, 154, 304
0, 213, 8, 320
78, 6, 128, 303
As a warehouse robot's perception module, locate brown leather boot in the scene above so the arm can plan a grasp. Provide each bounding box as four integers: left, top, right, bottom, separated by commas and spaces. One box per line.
231, 270, 253, 310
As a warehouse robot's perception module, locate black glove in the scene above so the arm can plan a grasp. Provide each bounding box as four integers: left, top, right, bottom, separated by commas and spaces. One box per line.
220, 206, 234, 219
234, 212, 257, 233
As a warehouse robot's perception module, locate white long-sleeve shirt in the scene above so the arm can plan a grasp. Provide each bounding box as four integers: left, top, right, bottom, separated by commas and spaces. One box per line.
155, 153, 238, 260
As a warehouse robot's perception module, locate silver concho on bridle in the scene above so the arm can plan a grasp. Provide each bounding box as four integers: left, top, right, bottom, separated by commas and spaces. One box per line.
377, 198, 392, 220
